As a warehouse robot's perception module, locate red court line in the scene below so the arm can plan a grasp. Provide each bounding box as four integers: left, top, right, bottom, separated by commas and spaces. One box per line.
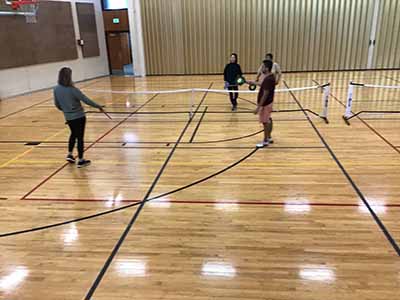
20, 122, 132, 200
20, 123, 118, 200
22, 197, 400, 208
21, 94, 159, 200
24, 197, 141, 203
21, 162, 70, 200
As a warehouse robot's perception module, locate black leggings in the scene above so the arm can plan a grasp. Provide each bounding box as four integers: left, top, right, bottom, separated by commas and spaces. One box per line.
228, 85, 238, 107
67, 117, 86, 159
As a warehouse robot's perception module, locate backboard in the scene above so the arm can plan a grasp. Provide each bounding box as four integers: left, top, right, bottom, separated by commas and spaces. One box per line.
0, 0, 39, 23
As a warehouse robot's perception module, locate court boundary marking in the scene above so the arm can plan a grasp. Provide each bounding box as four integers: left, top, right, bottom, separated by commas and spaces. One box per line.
0, 118, 315, 146
0, 144, 257, 238
83, 82, 214, 299
34, 145, 326, 150
20, 93, 160, 200
189, 106, 208, 143
20, 198, 400, 207
2, 78, 388, 238
0, 97, 53, 120
20, 144, 326, 201
2, 75, 396, 246
312, 79, 400, 155
0, 79, 390, 241
21, 146, 326, 203
285, 80, 400, 256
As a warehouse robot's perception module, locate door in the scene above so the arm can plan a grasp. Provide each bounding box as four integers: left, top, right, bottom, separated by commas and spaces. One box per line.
106, 32, 133, 75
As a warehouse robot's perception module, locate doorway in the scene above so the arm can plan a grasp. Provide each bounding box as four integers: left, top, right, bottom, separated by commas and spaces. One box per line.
106, 32, 133, 75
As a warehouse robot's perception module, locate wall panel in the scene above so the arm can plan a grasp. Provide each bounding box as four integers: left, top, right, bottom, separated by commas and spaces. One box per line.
0, 1, 77, 70
76, 3, 100, 57
140, 0, 382, 75
373, 0, 400, 68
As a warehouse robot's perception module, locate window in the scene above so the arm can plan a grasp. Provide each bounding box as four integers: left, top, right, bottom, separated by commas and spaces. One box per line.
103, 0, 128, 10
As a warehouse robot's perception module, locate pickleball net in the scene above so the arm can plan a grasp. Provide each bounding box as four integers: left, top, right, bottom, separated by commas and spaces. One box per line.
343, 81, 400, 124
83, 83, 330, 122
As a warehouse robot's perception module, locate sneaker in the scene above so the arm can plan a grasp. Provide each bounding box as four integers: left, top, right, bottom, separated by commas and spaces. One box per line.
256, 141, 269, 148
267, 138, 274, 144
232, 105, 237, 112
77, 159, 91, 168
66, 154, 76, 163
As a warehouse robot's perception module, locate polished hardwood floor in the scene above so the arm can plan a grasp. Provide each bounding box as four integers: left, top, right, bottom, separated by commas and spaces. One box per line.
1, 70, 400, 300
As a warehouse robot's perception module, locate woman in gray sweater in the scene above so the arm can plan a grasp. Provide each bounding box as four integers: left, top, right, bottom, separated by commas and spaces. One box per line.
54, 67, 104, 168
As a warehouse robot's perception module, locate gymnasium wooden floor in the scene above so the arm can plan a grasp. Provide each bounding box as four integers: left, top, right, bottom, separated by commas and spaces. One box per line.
1, 70, 400, 300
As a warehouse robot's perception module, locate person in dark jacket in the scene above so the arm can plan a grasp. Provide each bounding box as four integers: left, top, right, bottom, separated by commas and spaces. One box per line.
54, 67, 104, 168
223, 53, 243, 111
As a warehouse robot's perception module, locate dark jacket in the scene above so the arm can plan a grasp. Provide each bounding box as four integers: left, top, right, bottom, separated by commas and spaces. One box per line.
224, 63, 243, 85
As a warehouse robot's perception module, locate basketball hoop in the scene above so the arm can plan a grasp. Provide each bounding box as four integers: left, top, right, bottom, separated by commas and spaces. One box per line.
1, 0, 39, 23
10, 0, 38, 10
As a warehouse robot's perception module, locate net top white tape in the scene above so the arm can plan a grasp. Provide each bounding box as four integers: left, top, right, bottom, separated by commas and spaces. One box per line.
364, 84, 400, 89
83, 89, 193, 95
83, 84, 327, 95
351, 82, 400, 89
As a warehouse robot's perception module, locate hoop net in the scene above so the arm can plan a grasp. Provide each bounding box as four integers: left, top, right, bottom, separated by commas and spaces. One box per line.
1, 0, 39, 23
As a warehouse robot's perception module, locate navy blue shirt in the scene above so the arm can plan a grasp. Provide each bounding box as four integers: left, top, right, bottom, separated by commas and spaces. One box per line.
224, 63, 243, 85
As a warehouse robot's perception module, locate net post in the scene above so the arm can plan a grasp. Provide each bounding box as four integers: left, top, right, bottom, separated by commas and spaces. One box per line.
321, 83, 330, 123
343, 82, 354, 122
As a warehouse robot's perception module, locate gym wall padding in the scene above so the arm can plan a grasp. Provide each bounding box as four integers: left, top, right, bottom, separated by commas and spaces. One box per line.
373, 0, 400, 68
140, 0, 399, 75
76, 2, 100, 58
0, 1, 78, 70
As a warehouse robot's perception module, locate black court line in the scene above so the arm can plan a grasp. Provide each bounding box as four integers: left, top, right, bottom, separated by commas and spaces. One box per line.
83, 82, 213, 300
312, 79, 400, 155
238, 96, 257, 106
355, 120, 400, 155
87, 102, 295, 108
20, 94, 160, 200
127, 146, 324, 150
87, 109, 309, 115
36, 145, 325, 150
0, 97, 52, 120
189, 106, 208, 143
1, 147, 257, 238
32, 147, 257, 207
0, 129, 263, 146
285, 79, 400, 256
37, 146, 173, 149
86, 116, 309, 123
0, 127, 300, 146
87, 118, 309, 123
190, 129, 263, 144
